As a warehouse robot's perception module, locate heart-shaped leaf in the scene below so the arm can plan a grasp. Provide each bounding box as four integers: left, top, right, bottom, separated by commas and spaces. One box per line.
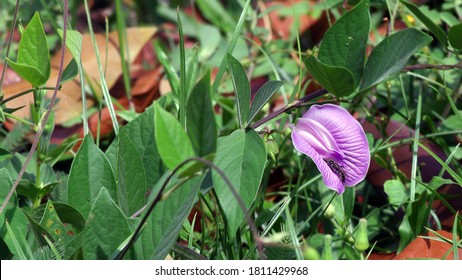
83, 188, 131, 259
134, 175, 202, 259
448, 23, 462, 50
304, 56, 356, 97
186, 71, 217, 157
360, 28, 432, 91
248, 80, 284, 125
6, 12, 50, 87
154, 102, 195, 171
212, 129, 267, 239
117, 129, 147, 216
227, 53, 250, 128
68, 135, 117, 218
400, 0, 448, 48
318, 0, 370, 86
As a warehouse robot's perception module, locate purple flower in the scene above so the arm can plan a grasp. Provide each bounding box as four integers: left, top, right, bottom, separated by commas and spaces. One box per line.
291, 104, 370, 194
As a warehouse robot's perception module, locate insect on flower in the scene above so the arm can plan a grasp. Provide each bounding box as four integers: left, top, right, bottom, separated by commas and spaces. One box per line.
327, 160, 345, 183
291, 104, 370, 194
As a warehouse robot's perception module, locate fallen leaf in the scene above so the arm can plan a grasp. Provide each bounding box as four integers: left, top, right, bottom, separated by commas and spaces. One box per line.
393, 230, 461, 260
3, 26, 157, 132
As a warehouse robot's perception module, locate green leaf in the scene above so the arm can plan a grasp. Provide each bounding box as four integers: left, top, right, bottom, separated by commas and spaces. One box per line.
0, 151, 41, 183
16, 180, 56, 203
0, 107, 5, 122
38, 201, 80, 247
178, 10, 187, 128
0, 152, 58, 203
440, 12, 460, 27
118, 105, 163, 187
426, 176, 455, 192
318, 183, 347, 223
83, 188, 131, 260
0, 168, 15, 205
135, 175, 202, 259
4, 221, 28, 260
68, 135, 117, 217
248, 80, 284, 125
195, 0, 237, 33
303, 56, 356, 97
57, 29, 82, 62
318, 0, 370, 86
448, 23, 462, 50
398, 192, 430, 252
417, 142, 462, 185
186, 71, 217, 157
153, 41, 179, 96
178, 154, 215, 178
196, 25, 221, 60
227, 53, 250, 127
117, 129, 147, 216
360, 28, 432, 91
400, 0, 448, 48
4, 61, 48, 87
342, 186, 355, 222
27, 202, 85, 259
0, 169, 30, 259
52, 202, 86, 231
6, 12, 50, 87
384, 179, 409, 207
154, 102, 195, 170
212, 129, 267, 239
211, 0, 252, 94
60, 58, 78, 85
23, 209, 54, 247
186, 46, 199, 98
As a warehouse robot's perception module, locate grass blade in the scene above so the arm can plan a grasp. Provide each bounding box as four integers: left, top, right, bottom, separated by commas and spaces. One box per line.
178, 8, 187, 128
211, 0, 252, 95
83, 0, 119, 135
410, 88, 422, 202
417, 142, 462, 185
5, 220, 29, 260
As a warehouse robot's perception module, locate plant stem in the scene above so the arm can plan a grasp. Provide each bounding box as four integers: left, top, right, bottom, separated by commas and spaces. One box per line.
115, 157, 264, 260
83, 0, 119, 135
0, 87, 57, 106
0, 0, 20, 100
251, 88, 327, 129
2, 113, 37, 130
0, 0, 69, 215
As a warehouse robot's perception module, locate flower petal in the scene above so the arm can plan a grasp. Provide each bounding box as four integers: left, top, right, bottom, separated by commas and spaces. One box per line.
295, 118, 345, 161
292, 104, 370, 193
292, 126, 345, 193
302, 104, 370, 186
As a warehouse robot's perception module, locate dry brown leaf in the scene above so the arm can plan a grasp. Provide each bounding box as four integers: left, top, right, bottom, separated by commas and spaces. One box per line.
2, 68, 89, 125
394, 230, 461, 260
3, 26, 157, 127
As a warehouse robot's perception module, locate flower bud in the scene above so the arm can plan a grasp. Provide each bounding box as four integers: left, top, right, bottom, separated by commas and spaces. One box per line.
321, 234, 333, 260
323, 204, 336, 219
345, 233, 355, 244
265, 139, 279, 162
303, 245, 320, 260
18, 22, 25, 37
354, 218, 369, 252
266, 139, 279, 155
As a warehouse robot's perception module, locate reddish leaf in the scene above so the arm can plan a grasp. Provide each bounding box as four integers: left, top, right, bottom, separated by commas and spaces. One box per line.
393, 230, 461, 260
3, 27, 157, 141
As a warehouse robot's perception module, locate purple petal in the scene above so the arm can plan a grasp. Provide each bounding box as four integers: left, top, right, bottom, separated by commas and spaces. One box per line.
292, 128, 345, 193
292, 104, 370, 193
